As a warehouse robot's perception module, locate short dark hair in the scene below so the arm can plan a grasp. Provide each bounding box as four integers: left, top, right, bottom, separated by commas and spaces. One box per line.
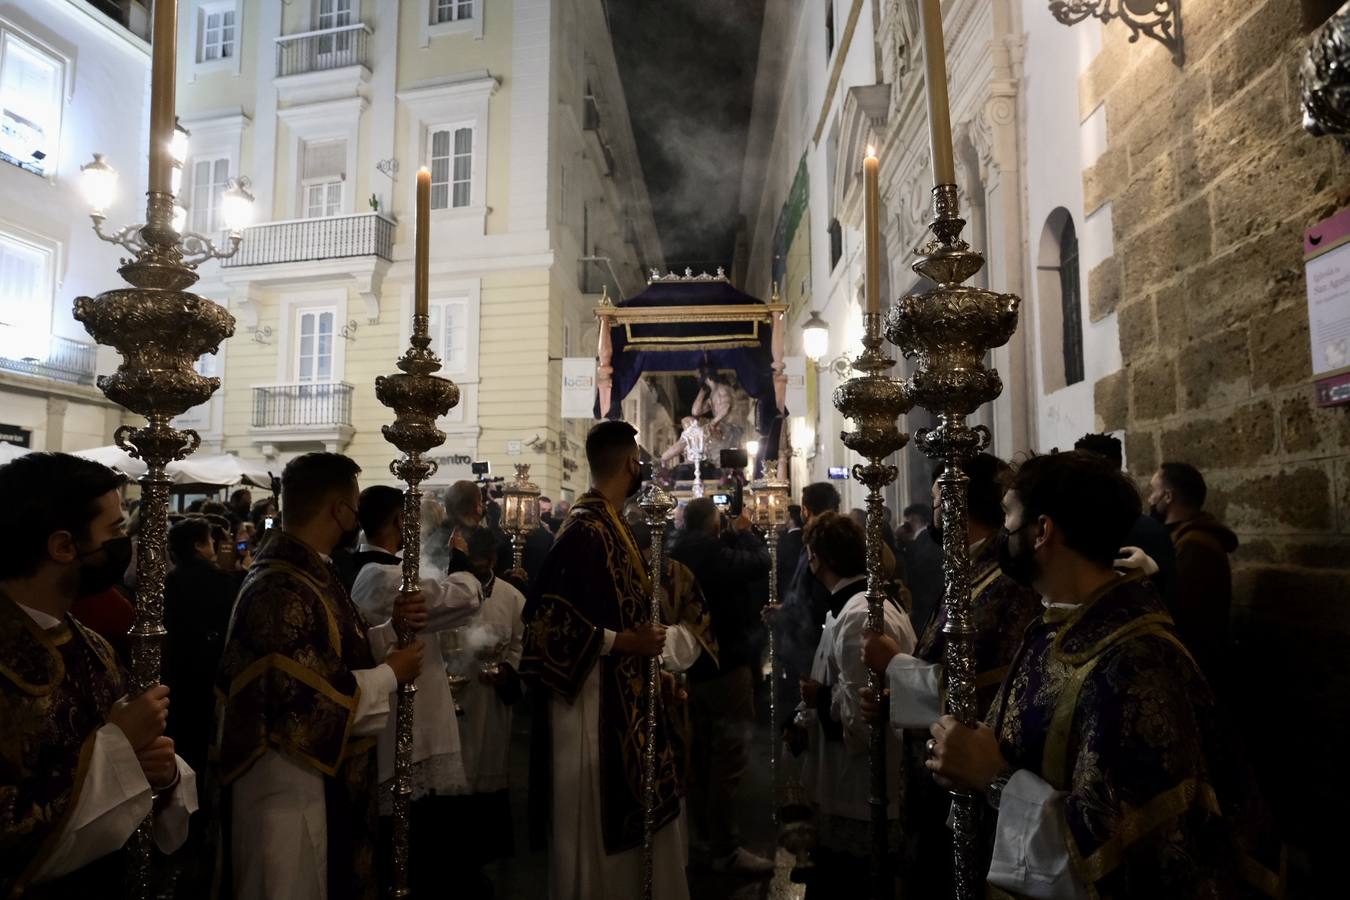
801, 482, 841, 516
803, 511, 866, 578
358, 485, 404, 538
788, 504, 803, 529
586, 420, 638, 479
280, 453, 361, 526
169, 517, 213, 565
1159, 462, 1207, 509
1074, 432, 1124, 470
230, 488, 252, 505
445, 481, 481, 523
933, 453, 1011, 530
0, 452, 127, 579
683, 497, 718, 533
1009, 452, 1141, 568
464, 525, 499, 563
538, 495, 552, 504
903, 503, 932, 524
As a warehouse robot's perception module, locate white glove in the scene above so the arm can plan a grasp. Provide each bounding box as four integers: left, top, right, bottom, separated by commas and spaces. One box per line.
1115, 545, 1158, 576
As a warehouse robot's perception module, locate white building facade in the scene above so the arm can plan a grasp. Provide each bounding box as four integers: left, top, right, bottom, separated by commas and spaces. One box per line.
740, 0, 1122, 510
0, 0, 150, 455
168, 0, 660, 498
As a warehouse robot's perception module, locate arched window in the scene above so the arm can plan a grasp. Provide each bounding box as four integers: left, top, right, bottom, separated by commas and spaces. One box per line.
1036, 208, 1085, 391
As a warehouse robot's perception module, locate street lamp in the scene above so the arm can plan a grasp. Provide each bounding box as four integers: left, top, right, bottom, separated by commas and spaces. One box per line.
802, 309, 830, 363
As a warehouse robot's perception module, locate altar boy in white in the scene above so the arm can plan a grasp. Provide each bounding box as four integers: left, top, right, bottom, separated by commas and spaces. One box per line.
348, 485, 483, 893
792, 511, 915, 897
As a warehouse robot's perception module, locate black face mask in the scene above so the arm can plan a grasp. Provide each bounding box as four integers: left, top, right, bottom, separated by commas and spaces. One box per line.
1149, 502, 1168, 524
335, 503, 361, 551
625, 461, 643, 499
996, 526, 1039, 588
76, 535, 133, 596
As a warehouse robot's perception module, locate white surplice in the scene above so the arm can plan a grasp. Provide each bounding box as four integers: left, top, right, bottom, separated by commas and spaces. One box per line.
18, 605, 196, 885
549, 628, 689, 900
228, 636, 397, 900
799, 579, 915, 826
349, 547, 483, 803
455, 575, 525, 793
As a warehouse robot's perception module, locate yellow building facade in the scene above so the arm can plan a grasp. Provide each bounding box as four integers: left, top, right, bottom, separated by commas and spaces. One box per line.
175, 0, 661, 498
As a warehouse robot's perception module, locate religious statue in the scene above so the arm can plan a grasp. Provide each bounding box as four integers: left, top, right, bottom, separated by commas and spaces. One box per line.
689, 371, 746, 462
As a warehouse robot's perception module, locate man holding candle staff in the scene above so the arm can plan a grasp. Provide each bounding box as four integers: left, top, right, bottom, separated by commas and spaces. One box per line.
862, 452, 1277, 898
214, 453, 427, 900
520, 420, 689, 900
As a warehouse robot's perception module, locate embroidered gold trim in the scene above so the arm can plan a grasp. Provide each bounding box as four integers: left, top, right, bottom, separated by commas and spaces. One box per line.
246, 560, 343, 653
1067, 776, 1221, 883
16, 726, 100, 893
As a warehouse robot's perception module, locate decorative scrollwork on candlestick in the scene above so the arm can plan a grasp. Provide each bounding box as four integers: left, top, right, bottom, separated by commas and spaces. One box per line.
71, 1, 238, 895
831, 317, 912, 899
885, 185, 1019, 900
636, 481, 675, 900
375, 318, 460, 898
749, 468, 791, 827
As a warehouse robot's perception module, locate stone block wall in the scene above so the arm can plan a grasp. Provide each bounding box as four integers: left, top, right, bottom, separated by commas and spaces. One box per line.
1081, 0, 1350, 890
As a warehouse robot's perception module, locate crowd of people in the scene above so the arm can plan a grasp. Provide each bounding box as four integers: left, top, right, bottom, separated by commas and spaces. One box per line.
0, 424, 1278, 900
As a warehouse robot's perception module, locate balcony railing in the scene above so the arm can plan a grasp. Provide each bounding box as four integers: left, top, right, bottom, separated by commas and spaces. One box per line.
252, 382, 354, 429
0, 327, 97, 385
223, 212, 395, 268
275, 23, 372, 77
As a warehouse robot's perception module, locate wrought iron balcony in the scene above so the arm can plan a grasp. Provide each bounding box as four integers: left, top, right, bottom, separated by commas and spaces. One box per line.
222, 212, 394, 268
0, 327, 97, 385
276, 23, 372, 77
252, 382, 354, 429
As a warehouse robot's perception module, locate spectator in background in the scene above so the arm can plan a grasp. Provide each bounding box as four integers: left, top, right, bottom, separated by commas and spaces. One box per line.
1147, 462, 1236, 691
670, 497, 774, 876
164, 516, 241, 775
901, 502, 943, 635
1074, 432, 1176, 598
777, 504, 804, 605
229, 488, 253, 523
538, 495, 555, 532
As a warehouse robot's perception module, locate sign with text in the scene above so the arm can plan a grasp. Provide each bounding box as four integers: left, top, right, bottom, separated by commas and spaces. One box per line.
562, 357, 598, 419
784, 355, 807, 415
1305, 207, 1350, 406
0, 424, 31, 447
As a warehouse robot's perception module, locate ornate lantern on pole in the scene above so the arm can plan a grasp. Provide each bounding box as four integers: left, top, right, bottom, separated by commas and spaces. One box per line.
884, 4, 1021, 897
749, 466, 791, 824
830, 145, 912, 899
636, 481, 676, 900
72, 1, 248, 894
375, 168, 461, 897
501, 463, 541, 570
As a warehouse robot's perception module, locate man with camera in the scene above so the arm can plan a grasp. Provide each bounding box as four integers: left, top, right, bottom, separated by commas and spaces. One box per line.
670, 496, 774, 876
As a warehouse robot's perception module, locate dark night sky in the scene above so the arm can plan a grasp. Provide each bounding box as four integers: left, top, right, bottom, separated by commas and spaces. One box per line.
607, 0, 766, 271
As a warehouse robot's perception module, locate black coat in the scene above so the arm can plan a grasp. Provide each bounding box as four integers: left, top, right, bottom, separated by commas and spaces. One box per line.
670, 528, 770, 679
903, 529, 944, 637
163, 557, 241, 772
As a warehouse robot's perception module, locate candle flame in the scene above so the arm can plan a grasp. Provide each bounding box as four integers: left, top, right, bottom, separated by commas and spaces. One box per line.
865, 144, 877, 159
419, 165, 430, 176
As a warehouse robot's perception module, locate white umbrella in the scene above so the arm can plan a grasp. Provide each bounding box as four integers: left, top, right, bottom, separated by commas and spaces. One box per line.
0, 442, 30, 465
71, 444, 148, 478
70, 446, 275, 490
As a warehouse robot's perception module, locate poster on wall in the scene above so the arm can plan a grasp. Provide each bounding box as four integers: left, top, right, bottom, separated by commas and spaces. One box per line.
1305, 207, 1350, 406
0, 424, 31, 447
562, 357, 598, 419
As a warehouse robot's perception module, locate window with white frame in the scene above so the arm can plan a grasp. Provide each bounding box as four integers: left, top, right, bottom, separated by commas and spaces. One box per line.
0, 32, 62, 175
301, 138, 345, 218
431, 0, 474, 25
426, 298, 467, 374
428, 126, 472, 210
197, 2, 237, 63
0, 229, 53, 356
315, 0, 356, 57
190, 156, 230, 232
294, 307, 336, 383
